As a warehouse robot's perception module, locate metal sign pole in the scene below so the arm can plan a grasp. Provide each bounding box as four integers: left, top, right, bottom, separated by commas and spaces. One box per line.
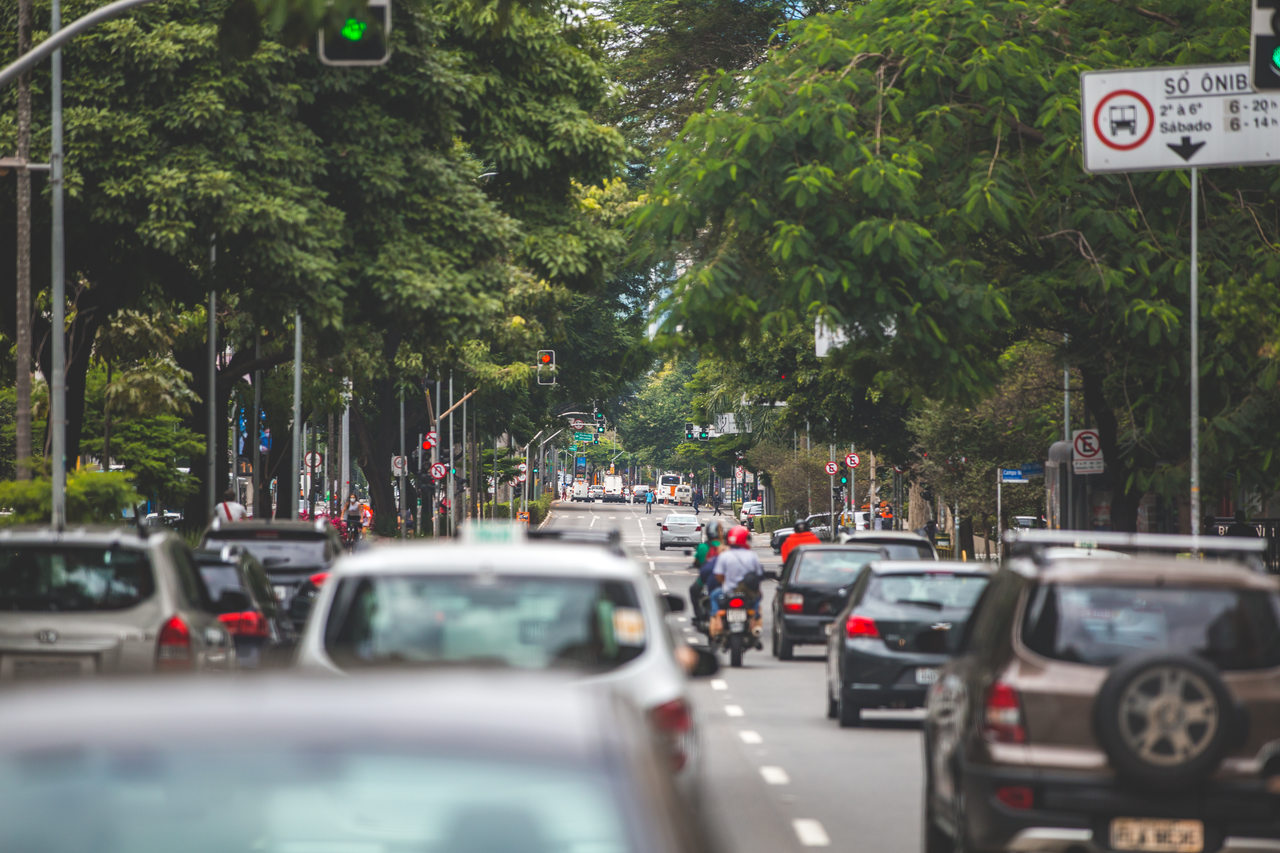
996, 470, 1003, 562
1190, 167, 1201, 544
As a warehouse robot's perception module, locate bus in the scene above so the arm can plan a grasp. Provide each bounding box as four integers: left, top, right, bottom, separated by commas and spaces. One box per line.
658, 473, 683, 505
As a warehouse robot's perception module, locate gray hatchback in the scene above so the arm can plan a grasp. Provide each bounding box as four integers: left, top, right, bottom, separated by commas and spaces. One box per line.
0, 526, 234, 678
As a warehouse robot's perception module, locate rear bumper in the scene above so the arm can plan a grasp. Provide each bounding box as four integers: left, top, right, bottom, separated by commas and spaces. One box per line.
961, 763, 1280, 853
780, 614, 833, 644
840, 642, 946, 708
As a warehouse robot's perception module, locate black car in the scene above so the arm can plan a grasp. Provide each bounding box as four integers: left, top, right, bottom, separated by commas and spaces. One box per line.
200, 518, 343, 611
194, 545, 297, 668
770, 544, 887, 660
837, 530, 939, 560
826, 560, 990, 727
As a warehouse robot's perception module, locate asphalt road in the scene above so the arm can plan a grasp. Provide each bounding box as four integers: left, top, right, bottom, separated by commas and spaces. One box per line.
545, 499, 924, 853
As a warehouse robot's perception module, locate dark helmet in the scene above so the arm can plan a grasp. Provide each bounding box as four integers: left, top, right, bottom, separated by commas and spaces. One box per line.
793, 519, 810, 533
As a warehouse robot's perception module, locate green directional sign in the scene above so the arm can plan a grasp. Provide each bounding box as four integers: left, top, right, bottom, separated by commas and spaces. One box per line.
574, 431, 595, 441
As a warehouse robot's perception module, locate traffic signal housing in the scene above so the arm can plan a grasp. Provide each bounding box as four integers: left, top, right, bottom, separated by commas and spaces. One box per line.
1255, 0, 1280, 90
596, 423, 606, 434
685, 422, 695, 440
536, 350, 556, 386
318, 0, 391, 66
698, 428, 709, 441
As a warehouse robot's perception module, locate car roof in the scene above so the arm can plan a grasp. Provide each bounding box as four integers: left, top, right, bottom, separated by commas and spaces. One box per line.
843, 531, 932, 543
204, 518, 334, 538
327, 541, 641, 580
796, 544, 886, 554
0, 525, 169, 549
1035, 555, 1279, 590
868, 559, 993, 575
0, 673, 630, 763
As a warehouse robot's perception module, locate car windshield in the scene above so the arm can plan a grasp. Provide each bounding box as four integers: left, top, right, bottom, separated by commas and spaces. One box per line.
324, 575, 647, 673
869, 572, 990, 609
0, 745, 634, 853
793, 551, 882, 585
203, 532, 327, 570
1021, 583, 1280, 669
0, 546, 154, 612
195, 564, 245, 606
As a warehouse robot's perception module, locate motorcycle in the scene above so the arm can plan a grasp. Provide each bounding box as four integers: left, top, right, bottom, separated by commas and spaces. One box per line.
712, 589, 762, 668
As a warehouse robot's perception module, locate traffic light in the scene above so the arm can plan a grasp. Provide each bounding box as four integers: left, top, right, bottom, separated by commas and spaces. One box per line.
1254, 0, 1280, 90
594, 411, 604, 421
318, 0, 391, 66
536, 350, 556, 386
839, 472, 849, 486
597, 423, 606, 434
685, 422, 695, 440
698, 428, 709, 441
778, 369, 792, 381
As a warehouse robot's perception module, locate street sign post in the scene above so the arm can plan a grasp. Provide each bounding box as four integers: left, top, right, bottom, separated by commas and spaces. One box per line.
1081, 65, 1277, 173
824, 461, 839, 476
1000, 468, 1029, 484
1073, 429, 1105, 475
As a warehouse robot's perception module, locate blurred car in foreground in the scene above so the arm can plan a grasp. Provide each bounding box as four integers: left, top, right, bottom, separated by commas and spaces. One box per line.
193, 545, 296, 668
837, 529, 938, 560
297, 533, 710, 788
825, 560, 990, 726
771, 544, 887, 659
0, 673, 717, 853
0, 526, 233, 679
924, 531, 1280, 853
200, 518, 343, 611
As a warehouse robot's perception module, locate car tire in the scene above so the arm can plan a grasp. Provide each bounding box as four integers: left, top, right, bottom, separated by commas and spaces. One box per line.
923, 787, 956, 853
1093, 652, 1237, 791
659, 543, 665, 551
770, 624, 780, 658
836, 676, 862, 727
826, 675, 838, 719
776, 625, 794, 661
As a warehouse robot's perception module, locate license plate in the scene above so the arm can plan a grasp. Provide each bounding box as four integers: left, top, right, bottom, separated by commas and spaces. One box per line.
915, 667, 940, 685
1110, 819, 1204, 853
5, 656, 94, 679
273, 585, 291, 603
727, 610, 747, 624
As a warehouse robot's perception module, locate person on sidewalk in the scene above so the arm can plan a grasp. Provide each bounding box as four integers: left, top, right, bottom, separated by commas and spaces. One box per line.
213, 488, 247, 523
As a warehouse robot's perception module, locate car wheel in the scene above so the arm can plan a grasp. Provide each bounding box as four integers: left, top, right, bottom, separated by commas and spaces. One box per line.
659, 543, 665, 551
770, 623, 780, 658
826, 674, 838, 719
923, 786, 956, 853
836, 676, 862, 727
776, 625, 794, 661
1093, 652, 1237, 791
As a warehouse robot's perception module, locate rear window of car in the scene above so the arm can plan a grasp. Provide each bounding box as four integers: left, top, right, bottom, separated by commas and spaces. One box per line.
203, 532, 328, 570
793, 551, 881, 585
869, 572, 989, 609
864, 541, 934, 560
0, 546, 154, 612
1021, 584, 1280, 670
196, 564, 245, 603
324, 574, 647, 673
665, 516, 696, 525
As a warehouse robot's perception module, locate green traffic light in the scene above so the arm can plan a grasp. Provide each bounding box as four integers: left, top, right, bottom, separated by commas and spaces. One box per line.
339, 18, 368, 41
1272, 44, 1280, 72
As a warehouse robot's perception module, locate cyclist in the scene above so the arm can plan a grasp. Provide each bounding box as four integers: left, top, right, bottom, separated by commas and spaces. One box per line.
344, 493, 363, 550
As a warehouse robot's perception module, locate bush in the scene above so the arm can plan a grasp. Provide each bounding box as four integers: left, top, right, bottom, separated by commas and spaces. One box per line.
753, 515, 787, 535
0, 471, 140, 526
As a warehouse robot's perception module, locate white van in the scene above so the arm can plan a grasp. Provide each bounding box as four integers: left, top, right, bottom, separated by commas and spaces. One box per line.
673, 484, 693, 506
571, 481, 590, 502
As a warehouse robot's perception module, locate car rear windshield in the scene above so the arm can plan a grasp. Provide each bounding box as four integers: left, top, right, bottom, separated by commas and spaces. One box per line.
203, 531, 327, 570
869, 542, 935, 560
0, 746, 634, 852
325, 574, 647, 673
0, 546, 154, 612
1021, 583, 1280, 669
195, 564, 244, 604
869, 572, 989, 609
794, 551, 882, 585
665, 516, 696, 525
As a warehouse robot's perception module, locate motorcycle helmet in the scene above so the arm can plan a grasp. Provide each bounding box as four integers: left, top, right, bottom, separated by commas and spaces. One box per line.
705, 518, 727, 542
793, 519, 810, 533
726, 525, 751, 548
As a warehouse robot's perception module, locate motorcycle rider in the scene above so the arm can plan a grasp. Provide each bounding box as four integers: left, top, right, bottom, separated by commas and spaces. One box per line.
780, 518, 821, 563
710, 525, 764, 643
689, 518, 727, 625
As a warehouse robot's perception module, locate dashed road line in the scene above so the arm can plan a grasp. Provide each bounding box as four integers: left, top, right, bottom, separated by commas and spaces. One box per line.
589, 515, 598, 528
710, 679, 728, 691
792, 819, 831, 847
738, 730, 763, 744
655, 574, 667, 591
759, 766, 790, 785
724, 704, 745, 717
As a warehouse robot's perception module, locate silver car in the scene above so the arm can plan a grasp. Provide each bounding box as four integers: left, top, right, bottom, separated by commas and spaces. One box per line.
296, 537, 710, 791
0, 527, 234, 678
658, 514, 702, 550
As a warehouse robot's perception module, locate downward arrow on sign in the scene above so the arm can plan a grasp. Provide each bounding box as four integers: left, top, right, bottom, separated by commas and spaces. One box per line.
1167, 135, 1206, 162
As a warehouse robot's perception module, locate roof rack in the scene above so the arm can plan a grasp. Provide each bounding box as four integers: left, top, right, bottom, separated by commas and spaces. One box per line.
1003, 528, 1267, 570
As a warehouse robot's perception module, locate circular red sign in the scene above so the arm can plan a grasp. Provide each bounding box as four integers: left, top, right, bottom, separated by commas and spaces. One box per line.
431, 462, 446, 480
825, 461, 839, 475
1092, 89, 1154, 151
845, 453, 861, 469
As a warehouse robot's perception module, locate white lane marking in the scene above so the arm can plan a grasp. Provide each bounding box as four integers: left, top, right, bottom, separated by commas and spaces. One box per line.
793, 819, 831, 847
710, 679, 728, 691
760, 766, 790, 785
589, 515, 598, 528
648, 560, 656, 571
655, 574, 667, 591
738, 730, 762, 744
724, 704, 744, 717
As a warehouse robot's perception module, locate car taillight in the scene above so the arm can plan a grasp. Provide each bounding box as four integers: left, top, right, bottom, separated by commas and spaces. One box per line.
695, 526, 702, 532
983, 682, 1027, 744
661, 525, 668, 531
309, 571, 329, 586
784, 593, 804, 612
845, 615, 879, 638
995, 785, 1035, 810
729, 597, 745, 608
649, 698, 693, 771
218, 610, 270, 638
156, 615, 192, 670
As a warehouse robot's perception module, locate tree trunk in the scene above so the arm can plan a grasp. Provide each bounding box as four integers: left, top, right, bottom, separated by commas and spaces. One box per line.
350, 401, 397, 536
1080, 365, 1142, 532
14, 0, 34, 479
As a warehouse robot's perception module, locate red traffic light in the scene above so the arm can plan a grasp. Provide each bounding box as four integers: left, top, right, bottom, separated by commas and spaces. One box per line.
537, 349, 554, 365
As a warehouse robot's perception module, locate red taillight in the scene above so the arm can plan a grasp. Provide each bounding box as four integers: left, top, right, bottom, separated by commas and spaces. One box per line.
695, 525, 702, 532
309, 571, 329, 586
728, 597, 745, 608
983, 682, 1027, 744
845, 615, 879, 638
649, 698, 693, 771
156, 615, 192, 670
218, 610, 269, 638
995, 785, 1035, 810
661, 525, 668, 531
784, 593, 804, 613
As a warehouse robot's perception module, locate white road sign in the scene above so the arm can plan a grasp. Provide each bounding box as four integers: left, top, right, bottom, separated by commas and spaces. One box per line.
1072, 429, 1105, 475
430, 462, 447, 480
423, 431, 438, 449
517, 473, 527, 483
391, 455, 407, 476
304, 451, 322, 469
845, 452, 861, 469
1082, 64, 1280, 173
517, 462, 528, 473
570, 419, 584, 430
824, 461, 839, 476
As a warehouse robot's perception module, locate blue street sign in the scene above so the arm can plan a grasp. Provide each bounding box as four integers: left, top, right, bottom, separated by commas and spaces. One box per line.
1001, 468, 1029, 484
1021, 462, 1045, 477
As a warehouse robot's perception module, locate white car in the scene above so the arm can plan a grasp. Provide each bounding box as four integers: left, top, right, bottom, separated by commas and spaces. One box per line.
658, 514, 702, 550
739, 501, 764, 524
295, 537, 709, 792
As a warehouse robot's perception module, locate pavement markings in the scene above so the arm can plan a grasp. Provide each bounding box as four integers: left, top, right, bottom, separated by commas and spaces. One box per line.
648, 560, 656, 571
655, 574, 667, 591
589, 515, 598, 528
738, 730, 763, 744
710, 679, 728, 691
792, 819, 831, 847
724, 704, 745, 717
759, 766, 790, 786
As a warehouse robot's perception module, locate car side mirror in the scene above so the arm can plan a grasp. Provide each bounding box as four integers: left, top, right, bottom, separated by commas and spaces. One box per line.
216, 588, 253, 614
656, 522, 663, 527
690, 646, 720, 677
661, 593, 686, 613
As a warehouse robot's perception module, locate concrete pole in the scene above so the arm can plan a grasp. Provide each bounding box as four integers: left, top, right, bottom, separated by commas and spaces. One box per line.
399, 389, 406, 540
448, 371, 455, 535
252, 339, 261, 517
49, 0, 66, 527
290, 313, 302, 519
1189, 167, 1201, 541
341, 378, 350, 503
207, 253, 216, 516
13, 0, 33, 481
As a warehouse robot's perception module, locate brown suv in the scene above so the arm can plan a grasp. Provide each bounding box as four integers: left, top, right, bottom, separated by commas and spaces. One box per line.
923, 530, 1280, 853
